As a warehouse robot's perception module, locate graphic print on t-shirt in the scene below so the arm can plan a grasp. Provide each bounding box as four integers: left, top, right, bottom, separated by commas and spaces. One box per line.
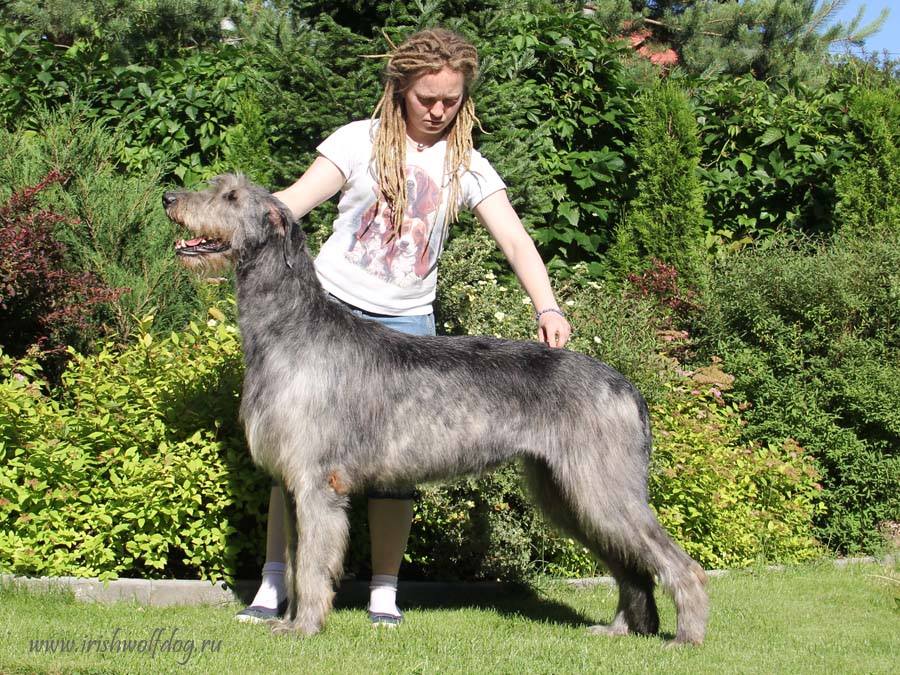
345, 164, 444, 288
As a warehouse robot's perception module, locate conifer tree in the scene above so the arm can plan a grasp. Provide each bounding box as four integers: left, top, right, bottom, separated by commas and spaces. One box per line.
607, 82, 707, 280
592, 1, 889, 80
1, 0, 231, 59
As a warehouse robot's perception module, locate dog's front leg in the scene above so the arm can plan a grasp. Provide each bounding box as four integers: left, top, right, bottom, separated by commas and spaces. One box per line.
272, 479, 350, 636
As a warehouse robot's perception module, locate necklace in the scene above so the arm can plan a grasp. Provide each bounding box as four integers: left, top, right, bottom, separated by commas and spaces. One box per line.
408, 135, 432, 152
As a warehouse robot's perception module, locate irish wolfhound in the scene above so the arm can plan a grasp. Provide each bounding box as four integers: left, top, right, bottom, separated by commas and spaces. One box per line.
163, 174, 708, 644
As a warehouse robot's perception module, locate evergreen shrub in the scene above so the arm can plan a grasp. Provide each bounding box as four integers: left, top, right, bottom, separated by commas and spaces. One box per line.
699, 232, 900, 553
0, 110, 216, 342
607, 81, 707, 282
0, 171, 121, 369
833, 85, 900, 237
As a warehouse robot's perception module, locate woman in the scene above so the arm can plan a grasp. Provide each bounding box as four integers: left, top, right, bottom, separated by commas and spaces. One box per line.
237, 27, 571, 626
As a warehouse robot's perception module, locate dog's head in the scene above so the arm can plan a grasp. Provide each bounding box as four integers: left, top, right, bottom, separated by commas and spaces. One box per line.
164, 174, 298, 272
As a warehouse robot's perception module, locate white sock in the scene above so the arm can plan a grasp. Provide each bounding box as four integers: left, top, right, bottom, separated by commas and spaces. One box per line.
369, 574, 400, 616
249, 561, 287, 609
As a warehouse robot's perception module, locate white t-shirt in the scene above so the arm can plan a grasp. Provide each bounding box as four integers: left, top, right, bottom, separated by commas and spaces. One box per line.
314, 119, 506, 316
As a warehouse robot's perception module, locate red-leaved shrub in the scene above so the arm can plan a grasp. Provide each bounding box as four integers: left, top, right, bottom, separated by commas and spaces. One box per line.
0, 171, 122, 367
626, 258, 700, 323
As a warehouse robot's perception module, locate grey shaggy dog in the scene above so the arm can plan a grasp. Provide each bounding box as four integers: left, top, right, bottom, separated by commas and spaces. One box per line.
164, 174, 708, 644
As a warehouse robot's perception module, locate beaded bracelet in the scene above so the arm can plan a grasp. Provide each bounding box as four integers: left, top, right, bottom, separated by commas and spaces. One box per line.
536, 307, 566, 321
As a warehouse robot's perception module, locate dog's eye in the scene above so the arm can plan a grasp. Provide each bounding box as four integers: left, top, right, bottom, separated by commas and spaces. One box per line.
225, 190, 238, 202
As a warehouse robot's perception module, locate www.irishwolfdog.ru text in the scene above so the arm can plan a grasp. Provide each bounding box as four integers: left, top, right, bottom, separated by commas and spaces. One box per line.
28, 626, 221, 665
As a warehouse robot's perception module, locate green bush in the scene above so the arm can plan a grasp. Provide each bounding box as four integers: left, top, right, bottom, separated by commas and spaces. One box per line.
244, 13, 382, 192
698, 232, 900, 553
480, 8, 634, 269
833, 85, 900, 238
0, 312, 269, 582
1, 0, 229, 61
607, 81, 707, 282
0, 27, 255, 185
650, 383, 823, 568
692, 73, 851, 243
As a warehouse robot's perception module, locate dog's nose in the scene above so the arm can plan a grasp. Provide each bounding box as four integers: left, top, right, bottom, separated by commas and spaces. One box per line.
162, 192, 176, 208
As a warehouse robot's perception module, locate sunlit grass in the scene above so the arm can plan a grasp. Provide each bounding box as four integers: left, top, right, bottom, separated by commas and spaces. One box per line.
1, 561, 896, 674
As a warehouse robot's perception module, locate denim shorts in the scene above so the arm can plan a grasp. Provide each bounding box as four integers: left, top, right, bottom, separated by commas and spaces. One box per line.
330, 294, 432, 499
331, 295, 436, 337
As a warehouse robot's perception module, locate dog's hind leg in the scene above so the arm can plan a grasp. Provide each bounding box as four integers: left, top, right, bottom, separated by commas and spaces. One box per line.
523, 460, 660, 637
272, 479, 350, 636
574, 487, 707, 644
649, 529, 708, 645
587, 558, 659, 637
524, 459, 706, 644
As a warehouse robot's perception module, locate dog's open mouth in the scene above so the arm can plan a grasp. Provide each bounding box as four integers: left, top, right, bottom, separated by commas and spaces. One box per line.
174, 237, 231, 257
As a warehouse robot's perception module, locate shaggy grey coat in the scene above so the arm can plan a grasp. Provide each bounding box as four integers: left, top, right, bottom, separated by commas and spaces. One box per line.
164, 175, 708, 644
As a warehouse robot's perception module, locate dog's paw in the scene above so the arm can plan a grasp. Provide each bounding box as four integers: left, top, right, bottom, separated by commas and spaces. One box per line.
270, 618, 322, 637
665, 636, 703, 648
666, 631, 705, 648
586, 623, 629, 637
269, 619, 294, 636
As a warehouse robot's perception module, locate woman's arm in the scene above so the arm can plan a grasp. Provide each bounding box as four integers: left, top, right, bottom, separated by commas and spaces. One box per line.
273, 155, 346, 220
473, 190, 572, 348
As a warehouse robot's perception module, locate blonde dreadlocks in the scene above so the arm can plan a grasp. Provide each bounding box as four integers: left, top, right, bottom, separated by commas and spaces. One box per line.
369, 28, 480, 232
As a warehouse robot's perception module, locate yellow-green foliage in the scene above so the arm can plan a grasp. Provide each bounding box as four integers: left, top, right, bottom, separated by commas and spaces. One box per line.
650, 384, 824, 568
0, 311, 268, 582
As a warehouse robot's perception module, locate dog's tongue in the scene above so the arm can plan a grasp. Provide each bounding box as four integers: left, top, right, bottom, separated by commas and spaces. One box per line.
175, 238, 206, 249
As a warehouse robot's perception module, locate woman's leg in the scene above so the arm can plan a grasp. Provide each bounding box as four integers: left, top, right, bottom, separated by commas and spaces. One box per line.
359, 310, 433, 624
235, 485, 289, 622
367, 497, 414, 622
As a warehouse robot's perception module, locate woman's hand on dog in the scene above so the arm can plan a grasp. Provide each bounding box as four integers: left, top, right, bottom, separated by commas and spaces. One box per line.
539, 311, 571, 349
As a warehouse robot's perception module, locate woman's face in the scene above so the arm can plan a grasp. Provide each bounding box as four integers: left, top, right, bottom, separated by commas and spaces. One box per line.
402, 66, 465, 145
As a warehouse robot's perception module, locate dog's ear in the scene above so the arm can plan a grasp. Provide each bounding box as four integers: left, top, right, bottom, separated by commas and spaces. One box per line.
266, 203, 290, 237
266, 199, 304, 270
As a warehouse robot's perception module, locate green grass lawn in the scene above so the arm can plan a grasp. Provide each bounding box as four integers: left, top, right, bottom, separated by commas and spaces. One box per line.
1, 562, 896, 674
